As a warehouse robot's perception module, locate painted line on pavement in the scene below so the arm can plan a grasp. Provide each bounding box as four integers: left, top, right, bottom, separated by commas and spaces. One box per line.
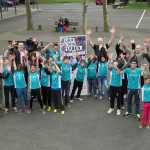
136, 9, 146, 29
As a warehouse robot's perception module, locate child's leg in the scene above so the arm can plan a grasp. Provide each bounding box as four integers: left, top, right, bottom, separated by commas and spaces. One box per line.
87, 79, 92, 94
92, 79, 97, 95
134, 90, 140, 114
146, 103, 150, 124
41, 86, 47, 106
10, 86, 16, 108
22, 87, 28, 107
127, 89, 134, 113
61, 80, 66, 103
77, 81, 83, 98
116, 87, 121, 109
65, 80, 71, 104
63, 25, 67, 32
52, 90, 59, 109
103, 77, 109, 98
97, 77, 103, 97
36, 89, 43, 109
16, 89, 23, 109
141, 102, 147, 124
70, 79, 78, 99
58, 26, 61, 32
109, 86, 116, 109
120, 85, 124, 107
30, 89, 35, 109
56, 90, 65, 111
4, 86, 10, 109
61, 26, 63, 32
46, 87, 51, 107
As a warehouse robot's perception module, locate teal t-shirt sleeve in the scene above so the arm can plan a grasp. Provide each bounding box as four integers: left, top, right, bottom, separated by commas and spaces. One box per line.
123, 68, 128, 74
110, 67, 113, 71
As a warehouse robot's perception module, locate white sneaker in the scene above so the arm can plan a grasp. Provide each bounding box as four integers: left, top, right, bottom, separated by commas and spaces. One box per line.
70, 99, 74, 103
117, 109, 121, 115
76, 98, 83, 101
12, 107, 18, 112
4, 108, 9, 114
107, 108, 114, 114
40, 109, 46, 114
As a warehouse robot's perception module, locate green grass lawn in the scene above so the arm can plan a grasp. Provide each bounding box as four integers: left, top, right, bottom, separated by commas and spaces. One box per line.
37, 0, 94, 3
125, 2, 150, 9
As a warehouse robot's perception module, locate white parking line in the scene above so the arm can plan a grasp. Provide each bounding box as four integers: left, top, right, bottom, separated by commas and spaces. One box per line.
136, 9, 146, 29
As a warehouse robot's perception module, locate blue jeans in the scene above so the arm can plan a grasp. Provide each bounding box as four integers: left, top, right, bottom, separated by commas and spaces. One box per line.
59, 26, 63, 32
97, 76, 109, 97
127, 89, 140, 114
16, 88, 28, 109
87, 78, 97, 95
61, 80, 71, 104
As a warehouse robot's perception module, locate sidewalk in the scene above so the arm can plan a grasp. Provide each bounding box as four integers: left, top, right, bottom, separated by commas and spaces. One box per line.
0, 5, 38, 20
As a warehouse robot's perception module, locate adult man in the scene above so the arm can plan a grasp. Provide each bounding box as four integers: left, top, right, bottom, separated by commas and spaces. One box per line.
87, 27, 116, 61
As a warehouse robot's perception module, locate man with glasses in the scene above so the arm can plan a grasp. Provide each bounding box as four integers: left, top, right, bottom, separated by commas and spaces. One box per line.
117, 60, 149, 121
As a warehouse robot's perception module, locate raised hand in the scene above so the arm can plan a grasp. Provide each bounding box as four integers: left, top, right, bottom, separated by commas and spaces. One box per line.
12, 38, 16, 46
87, 28, 92, 35
120, 53, 124, 59
144, 40, 149, 48
0, 57, 3, 64
130, 38, 135, 44
145, 36, 150, 43
32, 35, 37, 43
50, 41, 55, 46
109, 53, 113, 60
35, 51, 40, 58
6, 65, 11, 72
11, 53, 16, 60
120, 34, 123, 41
110, 26, 116, 33
56, 42, 60, 46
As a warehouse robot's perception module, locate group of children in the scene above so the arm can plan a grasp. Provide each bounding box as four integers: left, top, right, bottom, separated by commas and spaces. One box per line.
0, 37, 150, 129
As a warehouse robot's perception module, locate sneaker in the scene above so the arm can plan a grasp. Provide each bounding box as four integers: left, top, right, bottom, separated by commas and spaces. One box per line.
18, 109, 23, 115
67, 103, 71, 108
99, 96, 103, 100
107, 108, 114, 114
123, 112, 132, 117
94, 95, 98, 99
12, 107, 18, 112
76, 98, 83, 101
121, 105, 125, 110
25, 106, 31, 114
70, 99, 74, 103
4, 108, 9, 114
43, 105, 47, 110
47, 106, 51, 112
117, 109, 121, 115
146, 124, 150, 129
61, 110, 65, 115
87, 93, 92, 97
54, 109, 57, 113
136, 114, 141, 121
139, 123, 144, 129
40, 109, 46, 114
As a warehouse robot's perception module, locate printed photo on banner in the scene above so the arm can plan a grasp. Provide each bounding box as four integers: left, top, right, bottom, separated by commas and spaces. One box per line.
60, 35, 87, 95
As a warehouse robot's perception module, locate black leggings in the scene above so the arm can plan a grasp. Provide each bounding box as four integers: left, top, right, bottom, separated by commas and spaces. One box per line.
30, 89, 43, 109
41, 86, 51, 106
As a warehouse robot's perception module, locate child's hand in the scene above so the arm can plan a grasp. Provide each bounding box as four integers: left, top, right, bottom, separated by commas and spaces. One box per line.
35, 52, 40, 58
87, 28, 92, 35
50, 41, 55, 46
110, 26, 116, 33
11, 53, 16, 60
32, 35, 37, 43
6, 65, 11, 72
0, 57, 3, 64
12, 38, 16, 46
130, 38, 135, 44
109, 53, 113, 60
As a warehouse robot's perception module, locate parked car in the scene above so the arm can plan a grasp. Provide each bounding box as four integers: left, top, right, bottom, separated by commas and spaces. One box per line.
0, 0, 14, 7
95, 0, 115, 5
19, 0, 35, 4
9, 0, 19, 5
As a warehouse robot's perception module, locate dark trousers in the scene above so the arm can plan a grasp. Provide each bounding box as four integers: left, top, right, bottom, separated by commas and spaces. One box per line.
109, 86, 121, 109
30, 89, 43, 109
127, 89, 140, 114
51, 90, 64, 111
4, 86, 16, 109
70, 79, 83, 99
41, 86, 51, 106
61, 80, 71, 104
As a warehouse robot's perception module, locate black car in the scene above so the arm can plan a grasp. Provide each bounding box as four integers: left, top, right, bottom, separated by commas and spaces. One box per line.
19, 0, 35, 4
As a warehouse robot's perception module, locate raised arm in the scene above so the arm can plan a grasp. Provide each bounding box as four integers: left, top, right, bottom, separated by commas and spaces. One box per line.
0, 57, 4, 73
108, 27, 116, 47
36, 52, 40, 72
52, 62, 61, 74
107, 53, 113, 69
43, 41, 55, 51
26, 56, 30, 73
87, 28, 94, 48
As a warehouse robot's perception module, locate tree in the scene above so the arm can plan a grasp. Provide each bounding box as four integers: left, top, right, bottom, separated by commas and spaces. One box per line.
25, 0, 34, 30
103, 0, 109, 32
82, 0, 88, 35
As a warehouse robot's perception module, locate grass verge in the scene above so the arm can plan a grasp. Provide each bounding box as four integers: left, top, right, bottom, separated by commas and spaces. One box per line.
125, 2, 150, 9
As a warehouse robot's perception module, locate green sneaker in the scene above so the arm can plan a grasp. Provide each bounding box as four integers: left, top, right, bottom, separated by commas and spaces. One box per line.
123, 112, 132, 117
121, 105, 125, 110
136, 114, 141, 121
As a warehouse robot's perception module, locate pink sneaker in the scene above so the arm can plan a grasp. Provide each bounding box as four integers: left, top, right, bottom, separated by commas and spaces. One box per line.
94, 95, 98, 99
87, 93, 92, 97
99, 96, 103, 100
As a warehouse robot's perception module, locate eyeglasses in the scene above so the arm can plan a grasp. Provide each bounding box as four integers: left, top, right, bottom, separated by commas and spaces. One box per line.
131, 63, 136, 64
